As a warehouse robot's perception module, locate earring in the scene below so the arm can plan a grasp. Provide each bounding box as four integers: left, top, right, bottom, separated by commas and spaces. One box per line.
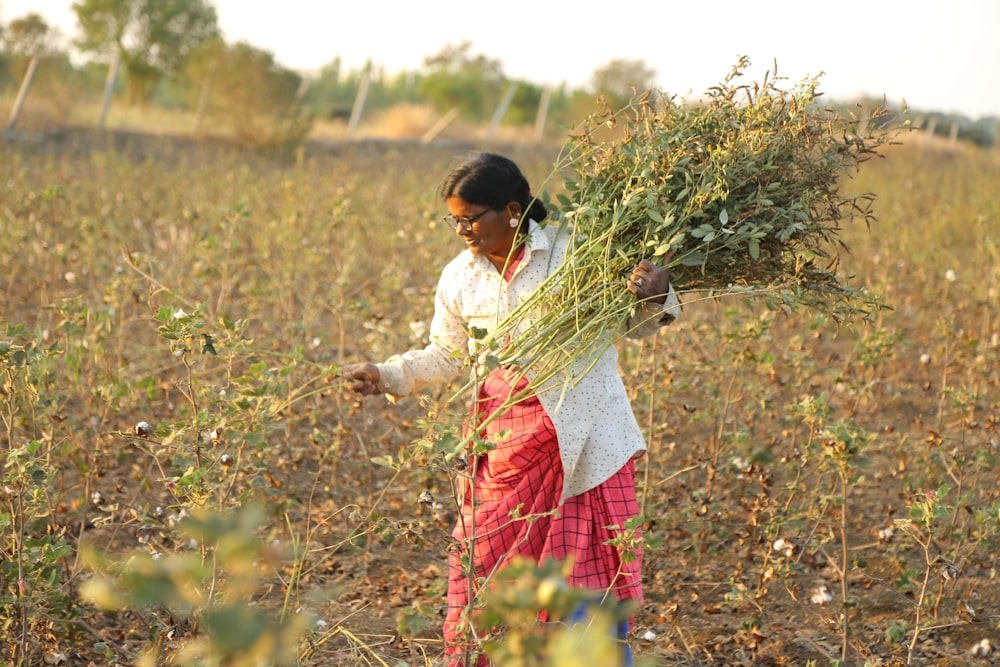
509, 218, 519, 228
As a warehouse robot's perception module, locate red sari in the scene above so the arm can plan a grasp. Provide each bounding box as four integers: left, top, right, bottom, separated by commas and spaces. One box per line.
443, 249, 643, 666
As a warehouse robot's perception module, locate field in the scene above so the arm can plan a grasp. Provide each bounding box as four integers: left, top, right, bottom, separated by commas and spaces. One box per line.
1, 126, 999, 666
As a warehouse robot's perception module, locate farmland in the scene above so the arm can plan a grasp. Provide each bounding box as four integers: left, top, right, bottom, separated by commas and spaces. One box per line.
1, 126, 999, 666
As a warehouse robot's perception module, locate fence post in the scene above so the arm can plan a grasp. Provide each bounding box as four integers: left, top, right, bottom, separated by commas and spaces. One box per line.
925, 117, 937, 137
486, 83, 518, 139
194, 62, 217, 134
295, 76, 311, 102
856, 103, 869, 137
347, 71, 370, 140
533, 85, 551, 144
421, 108, 460, 145
98, 55, 120, 130
5, 56, 39, 133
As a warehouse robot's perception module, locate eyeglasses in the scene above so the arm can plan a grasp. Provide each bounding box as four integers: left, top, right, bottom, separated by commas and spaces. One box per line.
442, 208, 493, 232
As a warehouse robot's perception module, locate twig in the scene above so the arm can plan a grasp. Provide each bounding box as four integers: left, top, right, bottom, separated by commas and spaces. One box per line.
120, 246, 197, 309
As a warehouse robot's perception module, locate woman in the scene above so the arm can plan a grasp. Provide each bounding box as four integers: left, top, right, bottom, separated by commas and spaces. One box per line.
342, 152, 679, 665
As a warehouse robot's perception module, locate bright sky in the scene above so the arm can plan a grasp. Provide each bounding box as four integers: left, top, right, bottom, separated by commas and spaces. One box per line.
3, 0, 998, 119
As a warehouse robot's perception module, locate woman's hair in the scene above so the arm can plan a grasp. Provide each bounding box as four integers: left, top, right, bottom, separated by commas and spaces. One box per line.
439, 152, 548, 226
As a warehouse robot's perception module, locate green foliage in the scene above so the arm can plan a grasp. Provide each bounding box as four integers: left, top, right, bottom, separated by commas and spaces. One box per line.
0, 325, 76, 666
302, 58, 425, 119
478, 57, 901, 410
885, 620, 908, 644
0, 13, 88, 122
590, 58, 658, 108
475, 558, 628, 667
552, 56, 896, 313
302, 57, 366, 119
2, 12, 56, 59
182, 39, 313, 150
417, 41, 507, 121
919, 111, 999, 148
81, 503, 311, 666
505, 81, 547, 126
1, 439, 77, 665
72, 0, 220, 103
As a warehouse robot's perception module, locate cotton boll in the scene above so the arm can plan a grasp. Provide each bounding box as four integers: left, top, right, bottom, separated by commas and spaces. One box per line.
971, 638, 994, 658
810, 584, 833, 605
772, 537, 796, 558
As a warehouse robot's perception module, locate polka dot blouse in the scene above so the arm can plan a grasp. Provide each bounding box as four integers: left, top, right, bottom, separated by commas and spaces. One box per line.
376, 220, 680, 499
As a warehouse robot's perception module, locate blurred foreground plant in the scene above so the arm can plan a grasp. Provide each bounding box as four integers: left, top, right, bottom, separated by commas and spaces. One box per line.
81, 502, 310, 666
475, 557, 633, 667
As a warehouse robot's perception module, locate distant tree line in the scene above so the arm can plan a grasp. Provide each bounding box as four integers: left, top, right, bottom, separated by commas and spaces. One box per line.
1, 0, 995, 148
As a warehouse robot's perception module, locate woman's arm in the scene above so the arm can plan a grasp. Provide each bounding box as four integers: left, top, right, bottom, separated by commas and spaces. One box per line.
343, 275, 469, 398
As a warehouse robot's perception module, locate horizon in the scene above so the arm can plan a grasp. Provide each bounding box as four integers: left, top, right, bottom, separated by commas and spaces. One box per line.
3, 0, 998, 120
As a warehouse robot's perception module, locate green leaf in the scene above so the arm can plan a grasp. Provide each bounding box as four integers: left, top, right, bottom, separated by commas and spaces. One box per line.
201, 334, 217, 355
719, 208, 729, 225
371, 455, 397, 470
749, 238, 760, 259
202, 606, 270, 652
647, 209, 664, 223
652, 244, 672, 257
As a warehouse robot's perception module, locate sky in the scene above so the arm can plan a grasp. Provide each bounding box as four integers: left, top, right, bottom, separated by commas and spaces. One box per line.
3, 0, 998, 119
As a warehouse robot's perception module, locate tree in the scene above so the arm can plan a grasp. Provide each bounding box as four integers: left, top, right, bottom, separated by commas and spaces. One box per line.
1, 11, 81, 113
505, 81, 544, 126
2, 12, 60, 81
72, 0, 219, 104
417, 42, 507, 122
3, 12, 58, 58
590, 59, 657, 108
182, 40, 311, 149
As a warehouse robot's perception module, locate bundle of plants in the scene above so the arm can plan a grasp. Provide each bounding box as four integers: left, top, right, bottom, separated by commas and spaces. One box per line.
482, 57, 899, 395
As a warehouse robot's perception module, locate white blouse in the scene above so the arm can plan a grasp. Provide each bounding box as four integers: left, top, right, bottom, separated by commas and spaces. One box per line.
376, 220, 680, 500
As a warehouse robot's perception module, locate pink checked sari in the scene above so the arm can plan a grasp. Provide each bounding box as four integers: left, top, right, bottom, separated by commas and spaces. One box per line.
442, 248, 643, 666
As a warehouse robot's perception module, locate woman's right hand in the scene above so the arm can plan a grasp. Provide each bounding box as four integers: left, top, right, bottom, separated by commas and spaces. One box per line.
340, 362, 382, 396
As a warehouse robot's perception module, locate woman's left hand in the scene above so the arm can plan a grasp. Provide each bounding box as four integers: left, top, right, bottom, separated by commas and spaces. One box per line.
627, 259, 671, 304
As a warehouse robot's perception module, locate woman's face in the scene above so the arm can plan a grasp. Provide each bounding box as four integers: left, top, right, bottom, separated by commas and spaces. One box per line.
445, 196, 520, 264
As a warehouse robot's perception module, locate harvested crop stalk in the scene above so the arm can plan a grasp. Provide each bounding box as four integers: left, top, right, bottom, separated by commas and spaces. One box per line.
480, 56, 899, 395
